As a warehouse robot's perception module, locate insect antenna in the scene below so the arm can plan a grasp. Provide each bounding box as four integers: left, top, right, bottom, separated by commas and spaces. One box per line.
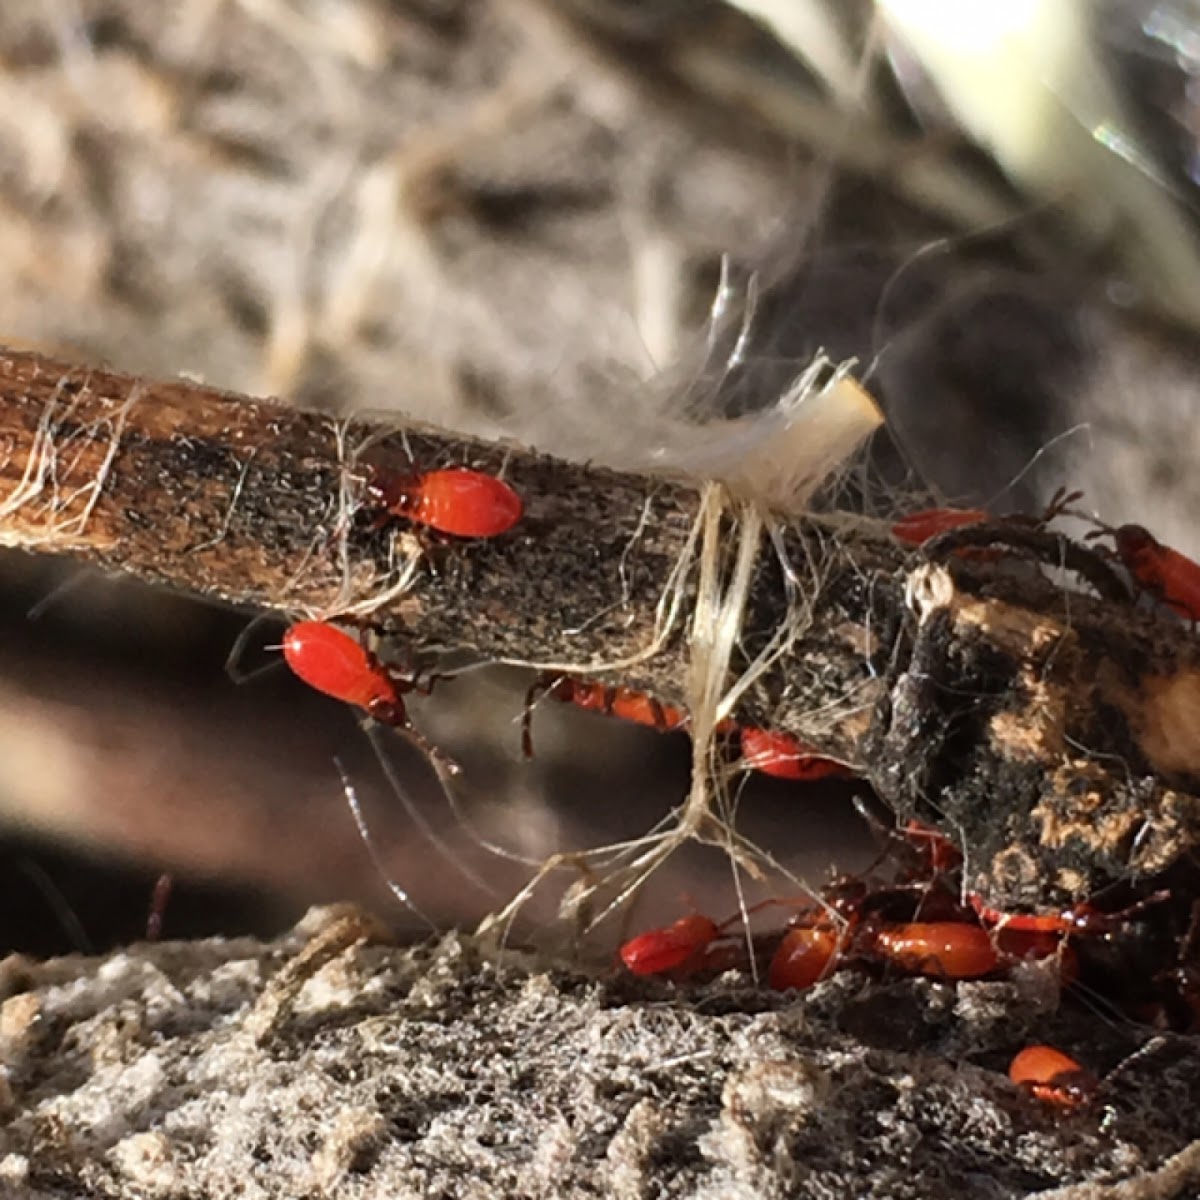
362, 719, 498, 899
225, 613, 287, 686
13, 857, 93, 955
334, 756, 435, 931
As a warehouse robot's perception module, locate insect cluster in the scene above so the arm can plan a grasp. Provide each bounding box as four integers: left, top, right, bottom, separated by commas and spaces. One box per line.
271, 460, 1200, 1112
521, 675, 852, 782
284, 456, 855, 785
281, 463, 524, 757
619, 812, 1194, 1109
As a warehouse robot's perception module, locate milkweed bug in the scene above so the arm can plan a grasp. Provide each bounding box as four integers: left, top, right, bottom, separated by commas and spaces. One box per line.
891, 488, 1084, 548
891, 507, 988, 546
738, 728, 853, 782
870, 921, 1000, 979
367, 465, 523, 539
767, 923, 844, 991
524, 678, 853, 786
283, 621, 409, 725
521, 675, 688, 759
282, 620, 456, 771
1008, 1045, 1097, 1108
550, 679, 687, 732
619, 913, 721, 976
968, 897, 1085, 937
968, 890, 1170, 937
1109, 524, 1200, 622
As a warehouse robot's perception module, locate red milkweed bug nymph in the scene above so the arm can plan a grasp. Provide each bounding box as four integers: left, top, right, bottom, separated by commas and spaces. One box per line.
868, 921, 1000, 979
767, 910, 1066, 993
738, 728, 853, 782
1008, 1045, 1097, 1109
367, 465, 523, 538
521, 675, 689, 759
967, 889, 1170, 937
891, 506, 989, 546
1109, 523, 1200, 622
283, 620, 409, 724
891, 488, 1084, 548
767, 923, 844, 990
544, 678, 687, 733
619, 913, 722, 976
523, 677, 852, 787
282, 620, 456, 772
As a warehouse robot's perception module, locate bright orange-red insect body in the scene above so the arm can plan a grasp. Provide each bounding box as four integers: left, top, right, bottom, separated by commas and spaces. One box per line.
533, 680, 852, 784
283, 621, 405, 725
370, 466, 523, 538
619, 914, 720, 976
767, 924, 843, 991
991, 927, 1064, 959
739, 728, 851, 782
871, 922, 1000, 979
968, 894, 1114, 936
891, 507, 988, 546
555, 679, 688, 732
1112, 524, 1200, 621
522, 675, 692, 760
969, 902, 1074, 936
993, 928, 1078, 984
1008, 1045, 1096, 1108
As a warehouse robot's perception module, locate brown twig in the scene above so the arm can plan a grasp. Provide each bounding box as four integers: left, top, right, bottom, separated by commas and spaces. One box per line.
0, 345, 886, 736
1, 345, 1199, 915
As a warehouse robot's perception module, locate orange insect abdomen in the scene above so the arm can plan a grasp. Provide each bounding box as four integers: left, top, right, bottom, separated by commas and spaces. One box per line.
619, 914, 719, 975
740, 729, 851, 782
1008, 1045, 1096, 1108
872, 922, 999, 978
891, 507, 988, 546
1116, 525, 1200, 620
768, 925, 842, 991
283, 621, 398, 716
411, 468, 524, 538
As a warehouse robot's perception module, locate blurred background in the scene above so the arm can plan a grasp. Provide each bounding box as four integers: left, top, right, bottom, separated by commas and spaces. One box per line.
0, 0, 1199, 956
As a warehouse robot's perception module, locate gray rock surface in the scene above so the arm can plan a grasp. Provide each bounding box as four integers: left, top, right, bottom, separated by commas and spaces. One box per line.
2, 907, 1199, 1199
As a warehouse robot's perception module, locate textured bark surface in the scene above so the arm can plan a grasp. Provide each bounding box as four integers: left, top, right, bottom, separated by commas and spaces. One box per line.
1, 906, 1199, 1200
1, 346, 1198, 915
